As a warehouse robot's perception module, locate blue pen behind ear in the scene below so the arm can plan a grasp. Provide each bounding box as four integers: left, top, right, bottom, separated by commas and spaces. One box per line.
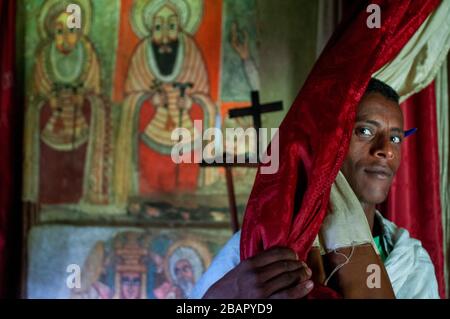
404, 128, 417, 137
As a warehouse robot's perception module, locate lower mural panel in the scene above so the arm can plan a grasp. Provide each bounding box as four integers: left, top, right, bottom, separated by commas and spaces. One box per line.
27, 226, 232, 299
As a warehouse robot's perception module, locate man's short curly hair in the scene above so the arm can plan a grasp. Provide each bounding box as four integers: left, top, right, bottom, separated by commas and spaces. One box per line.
365, 78, 400, 104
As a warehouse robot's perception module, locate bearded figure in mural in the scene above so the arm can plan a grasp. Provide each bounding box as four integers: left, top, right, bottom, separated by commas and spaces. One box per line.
115, 0, 217, 203
153, 239, 210, 299
24, 0, 111, 205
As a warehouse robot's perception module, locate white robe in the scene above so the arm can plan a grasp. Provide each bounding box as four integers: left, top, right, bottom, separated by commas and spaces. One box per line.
189, 212, 439, 299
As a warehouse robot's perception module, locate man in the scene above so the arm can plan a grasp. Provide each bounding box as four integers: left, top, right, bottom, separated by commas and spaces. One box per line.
189, 79, 439, 299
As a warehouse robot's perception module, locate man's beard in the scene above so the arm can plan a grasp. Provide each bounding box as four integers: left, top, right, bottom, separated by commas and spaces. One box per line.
176, 278, 194, 297
152, 40, 179, 76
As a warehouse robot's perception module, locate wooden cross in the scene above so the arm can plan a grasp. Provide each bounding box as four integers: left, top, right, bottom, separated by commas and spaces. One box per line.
201, 91, 283, 233
229, 91, 283, 158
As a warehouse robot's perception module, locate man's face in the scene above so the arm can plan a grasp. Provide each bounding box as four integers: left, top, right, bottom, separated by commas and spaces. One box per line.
54, 12, 80, 54
341, 92, 404, 205
120, 272, 142, 299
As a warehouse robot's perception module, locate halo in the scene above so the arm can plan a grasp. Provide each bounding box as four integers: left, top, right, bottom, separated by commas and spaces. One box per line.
130, 0, 203, 38
38, 0, 92, 39
163, 238, 212, 284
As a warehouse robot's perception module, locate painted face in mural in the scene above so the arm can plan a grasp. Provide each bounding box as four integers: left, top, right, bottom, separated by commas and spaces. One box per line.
53, 11, 81, 55
174, 259, 195, 296
151, 5, 180, 76
120, 272, 142, 299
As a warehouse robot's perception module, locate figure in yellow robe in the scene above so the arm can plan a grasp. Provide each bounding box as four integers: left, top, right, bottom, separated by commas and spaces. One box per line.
24, 1, 110, 205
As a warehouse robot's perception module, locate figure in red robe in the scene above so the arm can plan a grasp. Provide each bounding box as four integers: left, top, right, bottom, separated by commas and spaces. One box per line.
24, 2, 110, 205
115, 2, 216, 203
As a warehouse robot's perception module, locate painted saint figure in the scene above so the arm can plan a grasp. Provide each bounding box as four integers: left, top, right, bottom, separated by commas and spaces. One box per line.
115, 0, 216, 202
24, 0, 111, 205
154, 239, 211, 299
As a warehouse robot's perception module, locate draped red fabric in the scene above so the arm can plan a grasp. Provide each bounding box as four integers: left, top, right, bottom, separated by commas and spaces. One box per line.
0, 0, 17, 298
382, 82, 446, 298
240, 0, 441, 297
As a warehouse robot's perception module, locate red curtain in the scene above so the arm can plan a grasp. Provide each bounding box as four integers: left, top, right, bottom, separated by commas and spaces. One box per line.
240, 0, 441, 297
0, 0, 18, 298
383, 82, 446, 298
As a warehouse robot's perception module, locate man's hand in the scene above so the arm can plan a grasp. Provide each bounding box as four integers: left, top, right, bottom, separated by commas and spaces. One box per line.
203, 247, 314, 299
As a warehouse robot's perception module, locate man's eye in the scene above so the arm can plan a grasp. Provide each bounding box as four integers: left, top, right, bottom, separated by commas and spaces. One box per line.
356, 127, 373, 137
155, 24, 161, 31
170, 23, 176, 30
391, 136, 402, 144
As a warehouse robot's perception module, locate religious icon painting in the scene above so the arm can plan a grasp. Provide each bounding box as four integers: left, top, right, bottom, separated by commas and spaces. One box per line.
26, 225, 231, 299
21, 0, 262, 224
114, 0, 221, 204
19, 0, 261, 221
22, 0, 115, 211
112, 0, 261, 221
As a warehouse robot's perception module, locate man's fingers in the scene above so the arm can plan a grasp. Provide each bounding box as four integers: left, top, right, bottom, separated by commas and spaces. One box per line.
263, 266, 312, 296
249, 247, 298, 268
257, 260, 305, 283
268, 280, 314, 299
